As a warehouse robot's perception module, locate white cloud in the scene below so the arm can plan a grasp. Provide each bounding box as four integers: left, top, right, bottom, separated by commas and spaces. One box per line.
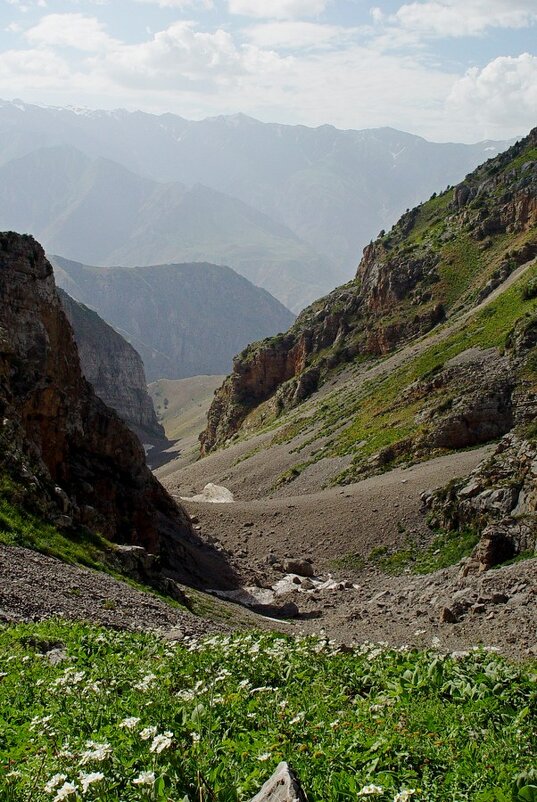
98, 21, 288, 90
26, 13, 116, 52
245, 21, 353, 49
384, 0, 537, 38
0, 11, 533, 142
448, 53, 537, 137
135, 0, 214, 8
0, 47, 72, 85
228, 0, 327, 20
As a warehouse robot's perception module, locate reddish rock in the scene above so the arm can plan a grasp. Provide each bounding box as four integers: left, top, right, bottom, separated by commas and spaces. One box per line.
0, 232, 234, 589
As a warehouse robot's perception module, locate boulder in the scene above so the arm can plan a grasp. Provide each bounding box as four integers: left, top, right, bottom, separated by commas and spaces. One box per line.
249, 762, 307, 802
283, 558, 314, 577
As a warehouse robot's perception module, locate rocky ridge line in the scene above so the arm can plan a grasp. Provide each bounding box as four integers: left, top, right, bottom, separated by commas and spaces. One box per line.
201, 128, 536, 454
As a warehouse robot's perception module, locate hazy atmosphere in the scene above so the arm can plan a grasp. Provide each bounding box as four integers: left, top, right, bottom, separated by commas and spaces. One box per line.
0, 0, 535, 140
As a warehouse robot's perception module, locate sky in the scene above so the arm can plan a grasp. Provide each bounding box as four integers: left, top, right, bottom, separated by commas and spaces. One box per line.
0, 0, 535, 142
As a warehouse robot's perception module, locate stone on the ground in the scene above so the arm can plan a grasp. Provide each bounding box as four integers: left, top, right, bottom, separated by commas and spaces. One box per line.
283, 558, 314, 577
182, 483, 235, 503
249, 761, 307, 802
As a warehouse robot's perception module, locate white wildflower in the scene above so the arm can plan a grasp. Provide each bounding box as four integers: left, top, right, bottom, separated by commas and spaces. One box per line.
31, 714, 53, 730
257, 752, 271, 761
119, 716, 140, 730
289, 712, 305, 725
134, 673, 157, 691
44, 774, 67, 793
191, 732, 201, 743
139, 725, 157, 740
358, 785, 384, 796
79, 741, 112, 765
52, 782, 77, 801
176, 689, 196, 701
133, 771, 155, 786
394, 790, 417, 802
150, 731, 173, 753
79, 772, 104, 793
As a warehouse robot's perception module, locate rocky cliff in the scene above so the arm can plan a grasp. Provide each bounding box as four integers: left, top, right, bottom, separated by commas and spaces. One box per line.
58, 289, 166, 445
0, 232, 234, 589
425, 309, 537, 568
201, 128, 537, 454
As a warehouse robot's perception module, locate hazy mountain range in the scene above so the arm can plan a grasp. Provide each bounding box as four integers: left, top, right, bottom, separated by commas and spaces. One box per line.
52, 255, 295, 381
0, 100, 509, 311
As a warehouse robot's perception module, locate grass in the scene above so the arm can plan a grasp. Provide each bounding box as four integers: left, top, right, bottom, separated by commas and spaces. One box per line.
1, 622, 536, 802
333, 529, 480, 577
322, 265, 537, 481
236, 262, 537, 488
436, 235, 481, 306
370, 530, 480, 575
0, 475, 112, 570
0, 475, 188, 611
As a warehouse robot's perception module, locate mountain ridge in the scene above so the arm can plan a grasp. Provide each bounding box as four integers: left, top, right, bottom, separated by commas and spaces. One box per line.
52, 255, 296, 381
0, 144, 332, 310
58, 289, 166, 450
0, 99, 510, 309
0, 232, 235, 590
199, 128, 537, 485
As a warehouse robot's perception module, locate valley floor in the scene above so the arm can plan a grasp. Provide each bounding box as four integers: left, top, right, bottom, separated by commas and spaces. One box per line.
163, 447, 537, 659
3, 445, 536, 660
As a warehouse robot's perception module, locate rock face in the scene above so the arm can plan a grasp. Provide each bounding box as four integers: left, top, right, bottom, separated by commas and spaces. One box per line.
58, 289, 165, 445
427, 434, 537, 571
52, 256, 295, 381
0, 232, 234, 589
426, 300, 537, 566
249, 763, 307, 802
201, 128, 537, 454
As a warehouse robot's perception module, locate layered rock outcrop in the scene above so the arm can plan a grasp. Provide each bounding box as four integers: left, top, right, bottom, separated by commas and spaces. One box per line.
424, 304, 537, 568
58, 290, 166, 445
201, 129, 537, 454
426, 434, 537, 572
0, 232, 234, 589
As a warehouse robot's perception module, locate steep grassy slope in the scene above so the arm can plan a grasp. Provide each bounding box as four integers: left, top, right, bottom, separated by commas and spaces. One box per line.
149, 376, 224, 442
201, 129, 536, 479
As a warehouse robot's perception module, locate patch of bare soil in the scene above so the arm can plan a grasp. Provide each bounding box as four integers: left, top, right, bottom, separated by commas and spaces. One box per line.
175, 449, 493, 575
0, 545, 256, 638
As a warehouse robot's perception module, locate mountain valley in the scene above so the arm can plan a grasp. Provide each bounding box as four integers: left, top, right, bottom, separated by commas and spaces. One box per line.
0, 115, 536, 802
